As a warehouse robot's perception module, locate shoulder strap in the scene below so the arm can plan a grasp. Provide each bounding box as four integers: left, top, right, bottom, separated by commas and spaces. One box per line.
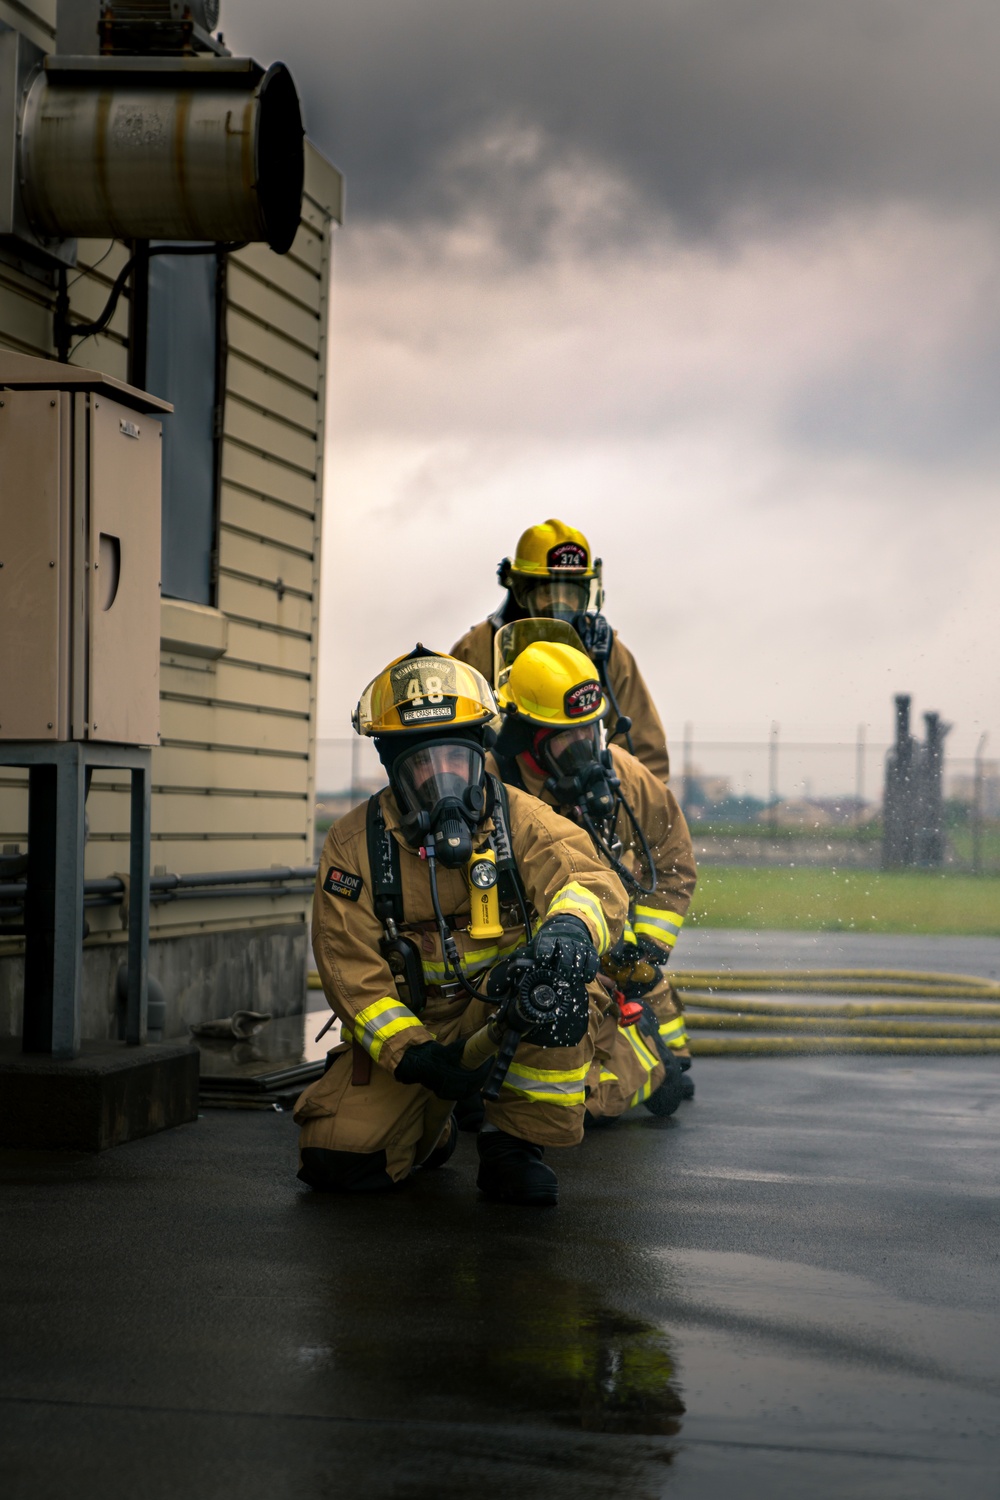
365, 794, 404, 926
491, 748, 527, 792
487, 774, 532, 919
574, 611, 614, 674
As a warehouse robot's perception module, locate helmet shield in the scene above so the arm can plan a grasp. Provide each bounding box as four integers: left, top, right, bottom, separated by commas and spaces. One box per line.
494, 617, 587, 695
354, 650, 497, 736
509, 575, 594, 620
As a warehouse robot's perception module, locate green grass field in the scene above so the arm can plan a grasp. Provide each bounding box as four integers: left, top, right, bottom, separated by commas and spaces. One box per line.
689, 866, 1000, 935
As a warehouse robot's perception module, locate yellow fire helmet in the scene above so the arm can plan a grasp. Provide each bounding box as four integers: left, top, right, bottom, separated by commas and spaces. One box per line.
493, 617, 588, 694
499, 518, 604, 615
500, 640, 609, 728
352, 646, 498, 737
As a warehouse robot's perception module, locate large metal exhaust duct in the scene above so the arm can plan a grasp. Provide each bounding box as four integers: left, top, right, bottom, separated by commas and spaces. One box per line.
18, 55, 304, 254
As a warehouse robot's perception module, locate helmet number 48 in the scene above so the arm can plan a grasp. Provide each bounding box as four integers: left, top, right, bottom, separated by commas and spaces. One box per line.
406, 675, 444, 706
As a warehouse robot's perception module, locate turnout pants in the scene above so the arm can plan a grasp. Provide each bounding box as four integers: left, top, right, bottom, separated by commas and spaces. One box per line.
586, 977, 688, 1120
294, 992, 595, 1184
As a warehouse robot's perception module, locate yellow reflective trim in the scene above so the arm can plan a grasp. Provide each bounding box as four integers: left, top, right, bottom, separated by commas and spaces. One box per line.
633, 908, 685, 947
420, 934, 528, 983
548, 881, 611, 952
599, 1068, 618, 1083
628, 1074, 657, 1106
501, 1084, 587, 1106
502, 1061, 589, 1084
353, 997, 423, 1063
658, 1017, 686, 1038
624, 1025, 660, 1073
354, 996, 404, 1027
367, 1014, 423, 1062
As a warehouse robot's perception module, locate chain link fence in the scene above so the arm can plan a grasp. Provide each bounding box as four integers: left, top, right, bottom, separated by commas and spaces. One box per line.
315, 732, 999, 874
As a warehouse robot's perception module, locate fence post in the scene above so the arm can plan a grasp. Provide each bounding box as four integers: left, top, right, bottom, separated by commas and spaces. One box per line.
683, 721, 693, 810
973, 732, 988, 875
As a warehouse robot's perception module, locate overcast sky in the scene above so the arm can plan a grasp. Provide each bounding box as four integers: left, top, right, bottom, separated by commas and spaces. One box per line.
229, 1, 999, 788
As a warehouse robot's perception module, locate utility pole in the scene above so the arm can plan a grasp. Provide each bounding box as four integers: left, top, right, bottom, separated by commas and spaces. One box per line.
682, 721, 693, 811
973, 732, 988, 875
769, 722, 779, 834
855, 723, 866, 815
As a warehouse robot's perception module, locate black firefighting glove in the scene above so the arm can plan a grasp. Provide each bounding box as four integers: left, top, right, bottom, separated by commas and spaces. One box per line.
635, 933, 671, 966
393, 1039, 493, 1101
603, 930, 661, 998
485, 912, 599, 1005
529, 913, 600, 983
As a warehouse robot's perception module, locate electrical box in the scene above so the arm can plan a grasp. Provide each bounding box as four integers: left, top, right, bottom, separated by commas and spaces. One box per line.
0, 352, 171, 745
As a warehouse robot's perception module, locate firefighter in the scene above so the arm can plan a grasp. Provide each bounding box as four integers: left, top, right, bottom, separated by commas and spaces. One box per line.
294, 646, 628, 1206
451, 518, 670, 782
491, 638, 698, 1122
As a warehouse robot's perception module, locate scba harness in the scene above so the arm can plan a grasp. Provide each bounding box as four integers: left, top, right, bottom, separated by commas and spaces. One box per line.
364, 774, 532, 1014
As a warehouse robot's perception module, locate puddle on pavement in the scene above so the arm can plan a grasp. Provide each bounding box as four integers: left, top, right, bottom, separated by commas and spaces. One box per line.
492, 1298, 686, 1435
325, 1256, 685, 1438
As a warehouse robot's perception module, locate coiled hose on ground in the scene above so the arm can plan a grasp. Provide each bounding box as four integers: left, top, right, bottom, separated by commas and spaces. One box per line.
671, 969, 1000, 1054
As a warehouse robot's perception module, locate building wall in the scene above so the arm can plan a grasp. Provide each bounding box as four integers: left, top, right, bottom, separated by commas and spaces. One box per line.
0, 0, 341, 1037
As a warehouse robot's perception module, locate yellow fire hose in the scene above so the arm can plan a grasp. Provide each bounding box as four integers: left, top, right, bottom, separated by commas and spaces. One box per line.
675, 995, 1000, 1019
670, 969, 1000, 1055
673, 971, 1000, 1000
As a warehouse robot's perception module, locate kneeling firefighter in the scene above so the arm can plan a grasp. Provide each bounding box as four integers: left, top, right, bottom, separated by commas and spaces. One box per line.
450, 518, 671, 783
491, 636, 698, 1121
294, 647, 628, 1206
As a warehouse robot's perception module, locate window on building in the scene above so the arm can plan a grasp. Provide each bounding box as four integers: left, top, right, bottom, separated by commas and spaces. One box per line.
144, 249, 225, 606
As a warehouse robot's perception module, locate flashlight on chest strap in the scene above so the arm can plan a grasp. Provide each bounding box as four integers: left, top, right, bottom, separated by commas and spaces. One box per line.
466, 847, 504, 940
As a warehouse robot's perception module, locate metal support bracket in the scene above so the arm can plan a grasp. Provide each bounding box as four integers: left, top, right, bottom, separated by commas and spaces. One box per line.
0, 740, 152, 1059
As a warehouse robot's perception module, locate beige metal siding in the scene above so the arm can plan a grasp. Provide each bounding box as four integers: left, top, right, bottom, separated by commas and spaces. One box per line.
1, 95, 341, 958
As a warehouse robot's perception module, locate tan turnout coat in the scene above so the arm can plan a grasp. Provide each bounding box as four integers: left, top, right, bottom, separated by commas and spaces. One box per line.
488, 743, 698, 1116
295, 782, 628, 1174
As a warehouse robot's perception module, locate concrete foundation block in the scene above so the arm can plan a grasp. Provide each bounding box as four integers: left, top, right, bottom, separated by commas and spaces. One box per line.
0, 1039, 199, 1151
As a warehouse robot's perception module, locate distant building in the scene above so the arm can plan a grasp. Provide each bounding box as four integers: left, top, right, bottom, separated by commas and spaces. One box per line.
0, 2, 343, 1040
755, 798, 834, 829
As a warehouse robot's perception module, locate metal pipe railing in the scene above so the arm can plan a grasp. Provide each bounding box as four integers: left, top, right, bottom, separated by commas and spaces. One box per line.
0, 864, 319, 907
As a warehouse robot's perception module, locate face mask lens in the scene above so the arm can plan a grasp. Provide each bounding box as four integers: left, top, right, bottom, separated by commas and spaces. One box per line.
523, 580, 590, 621
542, 723, 601, 776
395, 743, 484, 814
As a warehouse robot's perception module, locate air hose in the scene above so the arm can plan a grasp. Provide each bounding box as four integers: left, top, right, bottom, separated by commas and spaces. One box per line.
669, 968, 1000, 1056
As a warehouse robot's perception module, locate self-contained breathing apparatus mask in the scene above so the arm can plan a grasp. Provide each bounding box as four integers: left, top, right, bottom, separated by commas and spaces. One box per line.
387, 737, 487, 870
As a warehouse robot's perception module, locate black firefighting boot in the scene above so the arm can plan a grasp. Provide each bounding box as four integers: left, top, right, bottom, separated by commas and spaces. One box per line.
643, 1050, 685, 1118
298, 1147, 398, 1193
679, 1057, 695, 1100
418, 1114, 459, 1171
476, 1128, 558, 1207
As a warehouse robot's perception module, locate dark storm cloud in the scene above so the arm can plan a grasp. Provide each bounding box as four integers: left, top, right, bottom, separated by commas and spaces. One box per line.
232, 0, 1000, 234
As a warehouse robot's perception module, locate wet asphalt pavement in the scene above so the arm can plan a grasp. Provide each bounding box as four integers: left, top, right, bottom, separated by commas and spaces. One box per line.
2, 936, 999, 1498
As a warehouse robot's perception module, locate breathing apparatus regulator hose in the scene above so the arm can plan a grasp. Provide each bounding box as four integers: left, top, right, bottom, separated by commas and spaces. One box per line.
579, 783, 657, 897
423, 831, 485, 1002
